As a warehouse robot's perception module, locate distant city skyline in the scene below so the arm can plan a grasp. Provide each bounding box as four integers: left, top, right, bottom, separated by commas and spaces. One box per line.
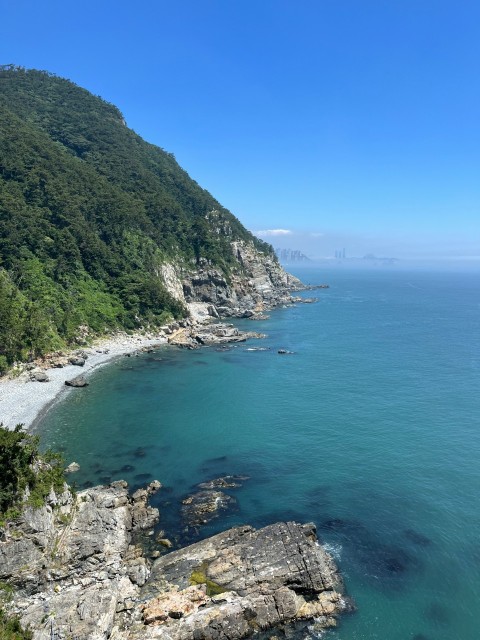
2, 1, 479, 265
255, 227, 480, 264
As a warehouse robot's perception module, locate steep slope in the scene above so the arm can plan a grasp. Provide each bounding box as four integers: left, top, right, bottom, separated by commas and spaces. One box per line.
0, 66, 299, 368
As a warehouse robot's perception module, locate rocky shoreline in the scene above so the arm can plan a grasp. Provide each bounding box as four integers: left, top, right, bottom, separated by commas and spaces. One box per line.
0, 249, 341, 638
0, 480, 351, 639
0, 243, 326, 433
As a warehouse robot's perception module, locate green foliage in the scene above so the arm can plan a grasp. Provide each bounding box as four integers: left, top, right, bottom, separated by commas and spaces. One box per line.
0, 66, 275, 364
0, 578, 32, 638
0, 606, 32, 640
0, 357, 8, 376
189, 561, 227, 596
0, 424, 65, 519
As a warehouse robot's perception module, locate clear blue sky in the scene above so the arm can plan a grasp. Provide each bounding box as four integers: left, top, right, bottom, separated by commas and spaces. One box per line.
2, 0, 479, 261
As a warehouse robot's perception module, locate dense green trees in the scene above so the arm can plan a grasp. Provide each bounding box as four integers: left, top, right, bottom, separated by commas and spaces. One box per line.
0, 66, 273, 365
0, 424, 65, 519
0, 606, 32, 640
0, 422, 58, 640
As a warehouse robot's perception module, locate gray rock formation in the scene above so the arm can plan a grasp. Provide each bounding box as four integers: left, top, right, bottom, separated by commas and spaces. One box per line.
133, 522, 348, 639
1, 485, 350, 639
158, 240, 305, 323
1, 481, 160, 640
64, 461, 80, 473
65, 374, 89, 387
167, 322, 265, 349
181, 490, 237, 530
197, 475, 249, 490
31, 371, 49, 382
182, 242, 303, 318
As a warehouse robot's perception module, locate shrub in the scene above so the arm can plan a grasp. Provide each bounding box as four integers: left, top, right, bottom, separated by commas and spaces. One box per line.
0, 425, 64, 520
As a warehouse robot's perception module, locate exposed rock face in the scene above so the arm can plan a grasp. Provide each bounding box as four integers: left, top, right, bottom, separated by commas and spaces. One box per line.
159, 240, 304, 321
1, 481, 160, 640
133, 522, 348, 639
183, 242, 303, 318
1, 485, 349, 639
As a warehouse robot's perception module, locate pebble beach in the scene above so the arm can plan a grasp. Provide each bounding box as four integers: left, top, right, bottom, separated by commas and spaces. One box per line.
0, 333, 168, 432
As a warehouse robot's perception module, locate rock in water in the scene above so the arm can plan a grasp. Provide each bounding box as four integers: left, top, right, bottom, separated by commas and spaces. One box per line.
65, 461, 80, 473
181, 490, 237, 529
65, 375, 89, 387
197, 475, 250, 490
141, 522, 349, 639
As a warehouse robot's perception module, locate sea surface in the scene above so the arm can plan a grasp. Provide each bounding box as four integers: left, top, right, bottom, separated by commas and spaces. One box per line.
38, 267, 480, 640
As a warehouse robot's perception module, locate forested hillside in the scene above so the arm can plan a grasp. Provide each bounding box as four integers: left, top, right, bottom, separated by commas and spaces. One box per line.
0, 66, 272, 370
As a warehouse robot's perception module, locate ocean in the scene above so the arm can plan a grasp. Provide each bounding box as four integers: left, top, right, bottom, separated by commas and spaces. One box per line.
37, 266, 480, 639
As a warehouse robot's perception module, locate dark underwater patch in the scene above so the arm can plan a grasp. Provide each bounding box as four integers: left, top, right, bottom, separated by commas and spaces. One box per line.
134, 473, 152, 483
121, 464, 135, 472
317, 516, 422, 590
424, 601, 451, 627
205, 455, 228, 464
404, 529, 432, 547
94, 467, 107, 475
318, 517, 358, 533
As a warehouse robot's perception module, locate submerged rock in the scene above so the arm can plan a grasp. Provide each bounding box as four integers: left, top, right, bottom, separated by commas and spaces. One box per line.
196, 475, 250, 490
181, 490, 237, 529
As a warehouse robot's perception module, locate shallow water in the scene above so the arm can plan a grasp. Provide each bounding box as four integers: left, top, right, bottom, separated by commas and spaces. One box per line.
38, 267, 480, 639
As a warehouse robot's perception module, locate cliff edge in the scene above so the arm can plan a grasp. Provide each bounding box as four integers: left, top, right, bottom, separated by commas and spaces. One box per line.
0, 482, 349, 639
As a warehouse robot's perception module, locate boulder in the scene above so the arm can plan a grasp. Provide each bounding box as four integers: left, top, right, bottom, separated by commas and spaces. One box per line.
65, 375, 89, 387
68, 356, 86, 366
197, 475, 249, 490
181, 490, 236, 529
32, 371, 49, 382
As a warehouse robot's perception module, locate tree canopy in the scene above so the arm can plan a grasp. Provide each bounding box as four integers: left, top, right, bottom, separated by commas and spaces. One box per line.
0, 66, 273, 365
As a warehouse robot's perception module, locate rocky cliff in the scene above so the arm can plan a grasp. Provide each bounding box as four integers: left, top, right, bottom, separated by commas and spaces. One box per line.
0, 67, 305, 367
0, 482, 350, 639
160, 240, 304, 323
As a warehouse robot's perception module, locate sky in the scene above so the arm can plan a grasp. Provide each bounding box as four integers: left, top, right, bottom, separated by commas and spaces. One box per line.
1, 0, 479, 262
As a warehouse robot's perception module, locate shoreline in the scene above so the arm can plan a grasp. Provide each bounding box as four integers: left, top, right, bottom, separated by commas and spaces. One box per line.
0, 287, 311, 434
0, 331, 169, 432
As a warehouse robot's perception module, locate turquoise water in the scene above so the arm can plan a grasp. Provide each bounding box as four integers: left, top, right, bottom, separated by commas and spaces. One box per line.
38, 268, 480, 639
